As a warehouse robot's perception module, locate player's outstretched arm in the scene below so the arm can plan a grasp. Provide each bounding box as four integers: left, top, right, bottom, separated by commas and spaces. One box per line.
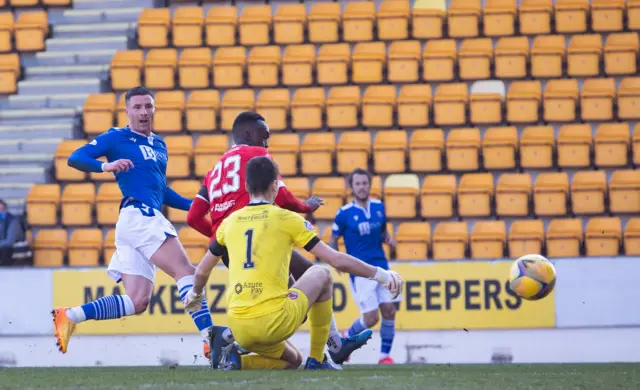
68, 132, 133, 173
185, 244, 222, 311
164, 187, 192, 211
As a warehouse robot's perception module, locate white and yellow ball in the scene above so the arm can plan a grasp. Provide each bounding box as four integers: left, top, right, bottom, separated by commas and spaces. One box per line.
509, 254, 556, 301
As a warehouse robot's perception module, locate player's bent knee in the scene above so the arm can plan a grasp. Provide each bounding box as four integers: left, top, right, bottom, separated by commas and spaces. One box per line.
363, 311, 379, 328
380, 304, 396, 320
286, 351, 303, 369
132, 297, 150, 314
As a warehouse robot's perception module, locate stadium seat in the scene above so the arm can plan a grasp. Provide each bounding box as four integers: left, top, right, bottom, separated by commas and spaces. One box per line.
205, 6, 237, 47
153, 91, 184, 133
618, 77, 640, 120
420, 174, 456, 218
555, 0, 589, 33
434, 83, 468, 126
388, 40, 421, 83
471, 221, 506, 259
317, 43, 351, 86
546, 219, 583, 258
42, 0, 71, 5
377, 0, 410, 41
312, 177, 345, 220
238, 5, 272, 46
300, 133, 335, 176
0, 13, 13, 53
557, 124, 592, 169
167, 180, 200, 223
609, 170, 640, 214
470, 80, 505, 125
531, 35, 566, 79
398, 84, 432, 128
172, 7, 204, 48
422, 39, 456, 82
567, 34, 603, 78
336, 131, 371, 174
629, 0, 640, 31
446, 128, 481, 172
534, 172, 570, 216
308, 2, 340, 43
409, 129, 444, 172
137, 8, 170, 48
291, 88, 325, 130
457, 173, 494, 217
194, 135, 228, 177
212, 46, 246, 88
144, 49, 178, 90
165, 135, 193, 179
432, 221, 468, 260
61, 183, 95, 226
412, 0, 446, 39
256, 89, 289, 131
519, 0, 552, 35
483, 0, 517, 37
543, 79, 579, 122
508, 220, 544, 259
267, 133, 300, 176
220, 89, 254, 131
342, 2, 375, 42
520, 126, 554, 169
282, 44, 315, 87
0, 53, 20, 94
55, 140, 87, 181
362, 85, 396, 128
395, 222, 431, 260
586, 217, 621, 257
447, 0, 481, 38
352, 42, 386, 85
274, 4, 305, 45
186, 90, 219, 132
321, 225, 345, 253
96, 183, 122, 226
83, 93, 116, 135
104, 229, 116, 262
179, 227, 210, 263
345, 175, 383, 203
561, 167, 606, 214
459, 38, 493, 81
284, 177, 310, 200
326, 86, 361, 129
604, 33, 639, 76
624, 219, 640, 255
482, 126, 518, 170
494, 36, 530, 79
248, 45, 281, 87
373, 130, 408, 174
178, 48, 211, 90
26, 184, 60, 226
506, 81, 541, 124
594, 123, 630, 168
496, 173, 532, 217
68, 229, 102, 267
581, 78, 616, 121
634, 124, 640, 166
110, 50, 144, 91
384, 174, 420, 218
15, 11, 48, 52
34, 229, 67, 267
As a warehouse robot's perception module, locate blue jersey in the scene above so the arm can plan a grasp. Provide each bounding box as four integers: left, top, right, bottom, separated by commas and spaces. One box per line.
68, 127, 191, 212
332, 199, 388, 270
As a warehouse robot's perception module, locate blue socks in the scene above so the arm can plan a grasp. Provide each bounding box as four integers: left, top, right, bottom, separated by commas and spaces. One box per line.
380, 319, 395, 357
177, 275, 214, 337
347, 317, 367, 337
66, 295, 135, 323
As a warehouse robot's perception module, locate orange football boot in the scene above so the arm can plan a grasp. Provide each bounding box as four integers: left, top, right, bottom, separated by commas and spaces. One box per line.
52, 308, 76, 354
203, 341, 211, 360
378, 356, 395, 364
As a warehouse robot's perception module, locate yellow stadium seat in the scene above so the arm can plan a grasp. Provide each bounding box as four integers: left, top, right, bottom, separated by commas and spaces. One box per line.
362, 85, 396, 129
68, 229, 102, 267
256, 88, 289, 131
178, 48, 211, 90
194, 135, 228, 178
470, 81, 505, 125
300, 133, 335, 176
555, 0, 589, 33
308, 2, 340, 44
398, 84, 431, 128
186, 90, 219, 133
321, 225, 345, 253
212, 46, 246, 88
557, 124, 592, 169
494, 36, 529, 80
144, 49, 177, 90
172, 7, 204, 48
482, 126, 518, 170
519, 0, 552, 35
282, 44, 315, 87
506, 81, 541, 124
590, 0, 623, 32
0, 53, 20, 94
205, 6, 237, 47
624, 219, 640, 255
446, 128, 480, 172
248, 45, 281, 87
483, 0, 517, 37
433, 221, 468, 260
104, 229, 116, 262
618, 77, 640, 120
326, 86, 361, 129
531, 35, 566, 79
377, 0, 410, 41
342, 2, 375, 42
291, 88, 324, 131
447, 0, 481, 38
238, 5, 272, 46
471, 221, 506, 260
83, 93, 116, 135
273, 4, 305, 45
457, 173, 494, 218
459, 38, 493, 81
267, 134, 299, 176
43, 0, 71, 5
634, 124, 640, 166
609, 170, 640, 214
167, 180, 200, 223
110, 50, 143, 91
543, 79, 579, 122
15, 11, 48, 52
34, 229, 67, 267
220, 89, 254, 131
534, 172, 569, 217
284, 177, 310, 200
55, 140, 86, 181
384, 174, 419, 218
165, 135, 193, 179
373, 130, 408, 174
345, 175, 383, 203
27, 184, 60, 226
571, 171, 607, 215
412, 0, 446, 39
0, 13, 14, 53
520, 126, 554, 169
409, 129, 444, 173
508, 220, 544, 259
317, 43, 350, 86
567, 34, 603, 78
420, 174, 456, 218
595, 123, 630, 168
388, 40, 421, 84
352, 42, 385, 85
395, 222, 430, 260
312, 177, 345, 220
434, 83, 468, 126
581, 78, 616, 121
496, 173, 532, 217
546, 219, 583, 258
179, 227, 210, 264
336, 131, 371, 175
604, 33, 639, 76
629, 0, 640, 31
422, 39, 456, 82
137, 8, 170, 48
96, 183, 122, 226
153, 91, 184, 134
61, 183, 95, 226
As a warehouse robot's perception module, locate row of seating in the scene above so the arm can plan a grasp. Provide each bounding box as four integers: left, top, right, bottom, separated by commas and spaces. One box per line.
0, 11, 48, 53
136, 1, 640, 49
0, 0, 69, 7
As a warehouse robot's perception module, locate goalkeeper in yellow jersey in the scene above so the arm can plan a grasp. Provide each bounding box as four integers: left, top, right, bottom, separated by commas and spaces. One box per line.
184, 156, 403, 370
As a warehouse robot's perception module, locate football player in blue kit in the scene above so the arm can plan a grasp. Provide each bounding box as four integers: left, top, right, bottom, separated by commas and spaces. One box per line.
52, 86, 219, 359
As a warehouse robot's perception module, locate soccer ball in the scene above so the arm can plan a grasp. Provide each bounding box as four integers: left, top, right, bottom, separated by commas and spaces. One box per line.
509, 254, 556, 301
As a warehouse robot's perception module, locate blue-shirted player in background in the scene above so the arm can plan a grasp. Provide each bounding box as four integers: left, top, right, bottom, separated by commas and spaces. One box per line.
330, 168, 401, 365
52, 86, 220, 360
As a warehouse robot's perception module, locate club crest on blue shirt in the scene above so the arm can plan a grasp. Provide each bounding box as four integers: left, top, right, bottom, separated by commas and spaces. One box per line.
304, 220, 314, 231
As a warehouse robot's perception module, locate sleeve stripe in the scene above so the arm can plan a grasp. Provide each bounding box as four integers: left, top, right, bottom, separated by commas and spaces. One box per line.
303, 236, 320, 252
195, 194, 209, 203
208, 240, 226, 257
277, 180, 285, 189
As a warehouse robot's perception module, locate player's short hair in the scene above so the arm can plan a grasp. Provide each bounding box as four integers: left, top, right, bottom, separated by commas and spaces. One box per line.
232, 112, 267, 145
246, 156, 279, 196
0, 199, 6, 209
347, 168, 372, 188
125, 86, 155, 104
